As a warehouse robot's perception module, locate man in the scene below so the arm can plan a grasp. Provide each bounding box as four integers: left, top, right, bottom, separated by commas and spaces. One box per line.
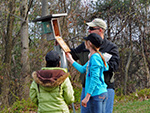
70, 18, 120, 113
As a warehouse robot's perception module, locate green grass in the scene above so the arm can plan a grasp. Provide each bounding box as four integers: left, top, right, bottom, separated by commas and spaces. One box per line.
0, 98, 37, 113
71, 99, 150, 113
113, 88, 150, 113
72, 88, 150, 113
71, 100, 150, 113
1, 88, 150, 112
113, 99, 150, 113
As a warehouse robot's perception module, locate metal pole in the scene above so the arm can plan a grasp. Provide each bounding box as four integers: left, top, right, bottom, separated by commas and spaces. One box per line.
54, 45, 68, 68
54, 45, 76, 113
72, 103, 76, 113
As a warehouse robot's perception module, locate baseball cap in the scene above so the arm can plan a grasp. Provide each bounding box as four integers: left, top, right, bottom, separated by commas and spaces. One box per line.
84, 33, 103, 48
45, 50, 60, 63
86, 18, 107, 30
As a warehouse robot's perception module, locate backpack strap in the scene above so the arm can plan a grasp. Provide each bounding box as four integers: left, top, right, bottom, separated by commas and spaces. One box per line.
37, 84, 40, 93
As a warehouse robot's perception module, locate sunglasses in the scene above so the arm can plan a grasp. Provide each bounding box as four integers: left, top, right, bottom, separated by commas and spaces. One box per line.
88, 27, 100, 31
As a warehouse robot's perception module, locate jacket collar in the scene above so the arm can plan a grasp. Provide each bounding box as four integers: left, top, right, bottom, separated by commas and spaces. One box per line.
32, 67, 69, 87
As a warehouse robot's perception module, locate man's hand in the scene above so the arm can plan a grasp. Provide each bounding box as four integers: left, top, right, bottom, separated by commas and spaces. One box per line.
54, 40, 59, 46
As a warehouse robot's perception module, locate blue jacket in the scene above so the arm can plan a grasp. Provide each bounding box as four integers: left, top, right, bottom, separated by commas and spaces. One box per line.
71, 38, 120, 89
72, 53, 109, 96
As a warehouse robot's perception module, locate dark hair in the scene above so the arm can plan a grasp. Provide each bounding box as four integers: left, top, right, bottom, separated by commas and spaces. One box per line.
46, 60, 60, 67
45, 50, 61, 67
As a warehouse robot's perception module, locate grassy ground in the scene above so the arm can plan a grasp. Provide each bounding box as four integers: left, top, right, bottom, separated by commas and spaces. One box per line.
71, 99, 150, 113
1, 98, 150, 113
71, 87, 150, 113
1, 88, 150, 112
113, 99, 150, 113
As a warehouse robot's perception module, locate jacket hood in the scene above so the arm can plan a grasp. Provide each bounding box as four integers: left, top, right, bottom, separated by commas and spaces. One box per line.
32, 67, 69, 87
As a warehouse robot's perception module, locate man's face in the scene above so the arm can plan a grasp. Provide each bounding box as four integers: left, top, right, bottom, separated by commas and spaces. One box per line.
88, 27, 100, 34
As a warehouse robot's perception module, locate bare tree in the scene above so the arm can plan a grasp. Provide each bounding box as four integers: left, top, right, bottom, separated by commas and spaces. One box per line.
124, 17, 133, 95
20, 0, 30, 99
1, 0, 16, 106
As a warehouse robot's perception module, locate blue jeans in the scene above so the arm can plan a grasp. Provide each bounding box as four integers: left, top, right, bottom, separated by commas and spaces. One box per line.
80, 88, 108, 113
81, 88, 90, 113
105, 88, 115, 113
89, 92, 108, 113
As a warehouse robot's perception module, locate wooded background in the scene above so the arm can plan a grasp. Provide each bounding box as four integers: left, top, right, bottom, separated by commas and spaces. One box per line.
0, 0, 149, 109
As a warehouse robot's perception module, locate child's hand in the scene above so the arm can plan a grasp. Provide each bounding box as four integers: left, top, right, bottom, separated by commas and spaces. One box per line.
65, 53, 75, 64
81, 93, 91, 107
82, 98, 88, 107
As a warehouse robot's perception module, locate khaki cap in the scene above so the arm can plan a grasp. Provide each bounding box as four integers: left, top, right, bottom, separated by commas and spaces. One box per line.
86, 18, 107, 30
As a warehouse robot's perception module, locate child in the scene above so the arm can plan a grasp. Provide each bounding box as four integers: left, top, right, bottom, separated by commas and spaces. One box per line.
66, 33, 109, 113
30, 50, 74, 113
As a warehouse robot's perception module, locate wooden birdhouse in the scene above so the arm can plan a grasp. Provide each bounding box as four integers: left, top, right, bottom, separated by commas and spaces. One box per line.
32, 13, 70, 52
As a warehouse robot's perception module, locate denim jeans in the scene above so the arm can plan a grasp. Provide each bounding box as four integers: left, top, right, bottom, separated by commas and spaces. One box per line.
80, 88, 108, 113
81, 88, 90, 113
89, 92, 108, 113
105, 88, 115, 113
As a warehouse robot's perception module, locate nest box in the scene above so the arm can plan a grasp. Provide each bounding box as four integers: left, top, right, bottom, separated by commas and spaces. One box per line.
32, 13, 67, 40
32, 13, 70, 52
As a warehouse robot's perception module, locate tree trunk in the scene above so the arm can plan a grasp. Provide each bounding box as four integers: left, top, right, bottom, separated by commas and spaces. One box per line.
141, 30, 150, 87
41, 0, 48, 41
40, 0, 49, 54
142, 4, 150, 87
124, 49, 132, 95
2, 0, 16, 106
107, 15, 110, 40
124, 15, 132, 95
20, 0, 30, 99
42, 0, 48, 17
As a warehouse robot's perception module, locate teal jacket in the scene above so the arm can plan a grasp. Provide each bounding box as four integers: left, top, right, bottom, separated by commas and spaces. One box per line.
72, 53, 109, 96
30, 67, 74, 113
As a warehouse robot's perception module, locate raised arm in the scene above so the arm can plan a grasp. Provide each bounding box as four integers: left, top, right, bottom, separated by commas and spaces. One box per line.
66, 52, 87, 74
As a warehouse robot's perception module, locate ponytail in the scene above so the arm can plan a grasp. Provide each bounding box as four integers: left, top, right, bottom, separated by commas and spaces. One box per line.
91, 45, 107, 67
97, 50, 107, 67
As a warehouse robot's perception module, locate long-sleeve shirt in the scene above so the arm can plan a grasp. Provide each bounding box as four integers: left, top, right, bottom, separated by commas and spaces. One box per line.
72, 53, 109, 96
71, 38, 120, 89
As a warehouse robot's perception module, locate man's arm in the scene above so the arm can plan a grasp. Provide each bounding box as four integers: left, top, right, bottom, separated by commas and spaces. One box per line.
107, 43, 120, 72
70, 42, 85, 61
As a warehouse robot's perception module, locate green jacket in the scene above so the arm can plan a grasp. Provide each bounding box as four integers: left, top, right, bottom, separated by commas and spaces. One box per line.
30, 67, 74, 113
